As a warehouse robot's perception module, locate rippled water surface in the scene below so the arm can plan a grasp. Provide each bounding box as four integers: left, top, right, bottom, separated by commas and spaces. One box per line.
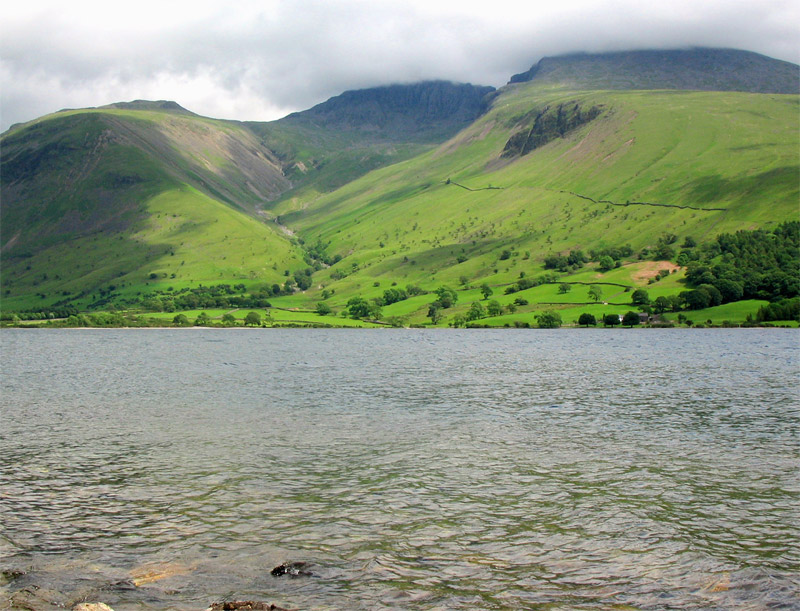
1, 329, 798, 610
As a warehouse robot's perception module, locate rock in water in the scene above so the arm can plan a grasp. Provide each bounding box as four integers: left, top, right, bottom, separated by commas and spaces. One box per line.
73, 604, 115, 611
270, 562, 313, 578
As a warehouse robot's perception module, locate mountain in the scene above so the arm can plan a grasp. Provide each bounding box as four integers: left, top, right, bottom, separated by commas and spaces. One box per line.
280, 80, 495, 141
0, 107, 305, 309
1, 48, 798, 321
245, 80, 495, 196
509, 48, 800, 94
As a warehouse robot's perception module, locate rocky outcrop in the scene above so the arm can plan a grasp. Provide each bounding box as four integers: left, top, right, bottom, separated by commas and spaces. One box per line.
502, 103, 602, 157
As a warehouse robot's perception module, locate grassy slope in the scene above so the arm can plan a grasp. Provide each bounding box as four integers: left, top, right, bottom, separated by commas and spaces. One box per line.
267, 85, 798, 323
2, 85, 797, 325
1, 109, 305, 311
2, 185, 307, 311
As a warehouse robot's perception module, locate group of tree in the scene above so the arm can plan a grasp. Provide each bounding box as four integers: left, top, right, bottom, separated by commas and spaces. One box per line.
543, 250, 588, 273
589, 245, 634, 270
302, 239, 342, 268
427, 285, 459, 323
1, 305, 79, 321
346, 296, 383, 320
171, 311, 264, 326
138, 283, 283, 312
578, 312, 641, 327
682, 221, 799, 303
378, 284, 424, 305
534, 310, 562, 328
755, 298, 800, 323
504, 272, 560, 294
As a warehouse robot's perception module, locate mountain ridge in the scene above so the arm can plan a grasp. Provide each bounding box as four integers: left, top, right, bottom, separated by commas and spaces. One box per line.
279, 80, 496, 141
508, 48, 799, 93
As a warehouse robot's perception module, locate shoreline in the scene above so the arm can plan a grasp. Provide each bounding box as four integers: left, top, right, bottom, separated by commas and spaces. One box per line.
1, 324, 796, 331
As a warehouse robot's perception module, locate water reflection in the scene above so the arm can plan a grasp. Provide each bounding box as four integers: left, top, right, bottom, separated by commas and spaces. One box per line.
1, 329, 798, 610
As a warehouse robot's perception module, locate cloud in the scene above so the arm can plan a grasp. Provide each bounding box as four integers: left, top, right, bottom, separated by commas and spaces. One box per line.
1, 0, 798, 131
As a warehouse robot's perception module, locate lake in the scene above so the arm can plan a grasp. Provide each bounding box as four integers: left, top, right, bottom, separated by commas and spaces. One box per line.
1, 328, 798, 610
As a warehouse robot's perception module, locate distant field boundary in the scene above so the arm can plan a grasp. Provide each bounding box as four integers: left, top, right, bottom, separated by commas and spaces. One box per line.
564, 191, 727, 212
446, 179, 504, 192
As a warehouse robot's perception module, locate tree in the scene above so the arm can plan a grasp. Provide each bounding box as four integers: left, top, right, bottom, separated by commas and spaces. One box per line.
631, 288, 650, 306
434, 286, 458, 309
172, 313, 189, 326
535, 310, 562, 328
486, 300, 503, 317
653, 296, 670, 314
221, 312, 236, 325
588, 285, 603, 302
244, 311, 262, 326
558, 283, 571, 294
316, 302, 332, 316
480, 283, 494, 299
428, 304, 443, 324
346, 296, 370, 319
681, 289, 711, 310
367, 300, 383, 320
450, 314, 466, 328
466, 301, 486, 322
382, 287, 408, 305
603, 313, 621, 327
142, 297, 163, 312
622, 311, 640, 327
698, 284, 723, 307
578, 313, 597, 327
715, 278, 744, 303
598, 255, 615, 272
194, 311, 212, 326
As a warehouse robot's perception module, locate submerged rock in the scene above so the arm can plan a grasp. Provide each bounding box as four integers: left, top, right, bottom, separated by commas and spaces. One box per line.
207, 602, 289, 611
129, 561, 194, 586
270, 562, 313, 578
73, 604, 115, 611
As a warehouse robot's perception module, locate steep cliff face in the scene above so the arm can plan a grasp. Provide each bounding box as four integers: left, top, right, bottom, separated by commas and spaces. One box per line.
509, 48, 800, 94
501, 102, 603, 157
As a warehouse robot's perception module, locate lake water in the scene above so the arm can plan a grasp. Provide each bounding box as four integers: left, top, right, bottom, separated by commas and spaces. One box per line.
1, 328, 798, 610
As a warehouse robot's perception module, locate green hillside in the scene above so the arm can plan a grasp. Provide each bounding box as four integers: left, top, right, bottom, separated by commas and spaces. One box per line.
0, 107, 306, 310
1, 49, 798, 326
267, 85, 798, 324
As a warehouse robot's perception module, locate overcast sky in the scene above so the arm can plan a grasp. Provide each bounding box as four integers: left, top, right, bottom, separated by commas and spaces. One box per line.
1, 0, 798, 132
